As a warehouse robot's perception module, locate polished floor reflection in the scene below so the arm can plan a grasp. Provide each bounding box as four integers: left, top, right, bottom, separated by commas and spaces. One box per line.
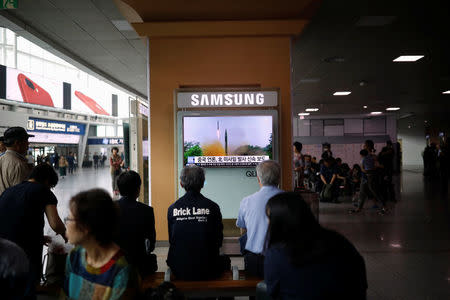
45, 167, 449, 299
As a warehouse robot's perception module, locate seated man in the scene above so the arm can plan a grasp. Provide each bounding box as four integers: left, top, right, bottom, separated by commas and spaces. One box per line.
116, 171, 157, 276
320, 157, 340, 203
167, 165, 230, 280
237, 160, 283, 277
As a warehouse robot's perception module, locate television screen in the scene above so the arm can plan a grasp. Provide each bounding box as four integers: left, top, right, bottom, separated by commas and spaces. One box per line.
183, 115, 273, 167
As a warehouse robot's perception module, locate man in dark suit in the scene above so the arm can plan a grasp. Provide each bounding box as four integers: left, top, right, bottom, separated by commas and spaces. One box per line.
116, 171, 157, 276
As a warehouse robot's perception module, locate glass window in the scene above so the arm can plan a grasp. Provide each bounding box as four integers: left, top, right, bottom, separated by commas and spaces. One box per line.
106, 126, 115, 137
117, 126, 123, 137
311, 120, 324, 136
364, 118, 386, 135
97, 126, 106, 137
17, 52, 30, 73
5, 29, 15, 46
6, 47, 15, 68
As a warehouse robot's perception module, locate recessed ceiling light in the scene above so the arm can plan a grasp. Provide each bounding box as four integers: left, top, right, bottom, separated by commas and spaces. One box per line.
393, 55, 424, 62
443, 90, 450, 94
333, 91, 351, 96
371, 111, 382, 115
298, 113, 310, 116
305, 108, 319, 112
363, 105, 368, 109
386, 107, 400, 111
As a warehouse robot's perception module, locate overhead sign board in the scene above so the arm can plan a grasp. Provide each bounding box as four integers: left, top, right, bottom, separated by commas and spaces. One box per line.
27, 118, 86, 135
1, 0, 17, 9
177, 90, 278, 108
88, 138, 124, 145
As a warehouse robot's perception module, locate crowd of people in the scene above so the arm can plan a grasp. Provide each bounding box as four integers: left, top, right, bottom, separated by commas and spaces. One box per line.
0, 126, 369, 299
423, 141, 450, 183
293, 140, 396, 215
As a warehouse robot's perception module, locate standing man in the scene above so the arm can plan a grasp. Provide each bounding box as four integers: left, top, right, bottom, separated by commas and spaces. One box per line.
0, 127, 34, 195
237, 160, 283, 277
93, 152, 99, 169
67, 152, 75, 174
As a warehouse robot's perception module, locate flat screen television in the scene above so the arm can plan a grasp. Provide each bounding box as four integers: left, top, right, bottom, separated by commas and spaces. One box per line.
183, 115, 273, 167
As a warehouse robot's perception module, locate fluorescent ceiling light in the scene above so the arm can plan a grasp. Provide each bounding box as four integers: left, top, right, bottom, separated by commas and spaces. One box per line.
443, 90, 450, 94
298, 113, 310, 116
371, 111, 382, 115
305, 108, 319, 112
333, 91, 351, 96
386, 107, 400, 111
393, 55, 424, 62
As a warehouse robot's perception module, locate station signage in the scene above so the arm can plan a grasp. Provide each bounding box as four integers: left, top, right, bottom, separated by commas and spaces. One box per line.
177, 91, 278, 108
88, 138, 124, 145
27, 118, 86, 135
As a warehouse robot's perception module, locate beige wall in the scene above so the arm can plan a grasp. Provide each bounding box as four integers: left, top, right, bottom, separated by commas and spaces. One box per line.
150, 37, 293, 240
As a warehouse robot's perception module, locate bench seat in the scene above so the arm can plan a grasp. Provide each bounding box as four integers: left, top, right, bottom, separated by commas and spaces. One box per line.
142, 270, 262, 297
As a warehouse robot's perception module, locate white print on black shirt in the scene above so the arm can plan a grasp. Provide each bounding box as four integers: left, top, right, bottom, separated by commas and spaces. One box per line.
173, 207, 210, 222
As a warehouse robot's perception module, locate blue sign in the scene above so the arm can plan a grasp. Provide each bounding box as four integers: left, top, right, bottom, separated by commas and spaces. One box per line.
27, 118, 86, 135
88, 138, 124, 145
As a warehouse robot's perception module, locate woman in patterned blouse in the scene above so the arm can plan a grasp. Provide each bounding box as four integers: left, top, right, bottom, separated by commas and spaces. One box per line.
63, 189, 139, 299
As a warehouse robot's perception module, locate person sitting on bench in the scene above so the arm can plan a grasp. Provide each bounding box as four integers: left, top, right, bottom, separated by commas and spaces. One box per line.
167, 165, 230, 280
264, 192, 367, 299
116, 171, 157, 276
237, 160, 283, 277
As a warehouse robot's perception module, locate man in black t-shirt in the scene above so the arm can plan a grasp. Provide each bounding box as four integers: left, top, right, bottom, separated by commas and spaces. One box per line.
116, 171, 157, 276
0, 164, 66, 291
167, 165, 230, 280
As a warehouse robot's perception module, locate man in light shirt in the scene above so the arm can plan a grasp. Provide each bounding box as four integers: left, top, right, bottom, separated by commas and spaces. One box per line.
237, 160, 283, 277
0, 127, 34, 195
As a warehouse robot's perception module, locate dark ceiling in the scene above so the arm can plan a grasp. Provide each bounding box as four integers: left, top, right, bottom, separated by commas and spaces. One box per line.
291, 0, 450, 118
1, 0, 449, 120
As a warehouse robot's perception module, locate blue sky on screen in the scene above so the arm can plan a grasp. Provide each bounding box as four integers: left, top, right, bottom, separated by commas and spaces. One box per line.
183, 116, 272, 150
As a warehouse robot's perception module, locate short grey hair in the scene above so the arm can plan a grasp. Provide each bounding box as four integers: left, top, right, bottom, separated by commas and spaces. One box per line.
180, 165, 205, 192
256, 160, 281, 186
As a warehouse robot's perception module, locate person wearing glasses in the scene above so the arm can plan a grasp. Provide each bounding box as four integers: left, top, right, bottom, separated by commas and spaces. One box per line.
0, 163, 66, 298
63, 189, 139, 299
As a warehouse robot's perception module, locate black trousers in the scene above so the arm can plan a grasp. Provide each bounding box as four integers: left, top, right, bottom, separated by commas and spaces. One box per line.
244, 251, 265, 278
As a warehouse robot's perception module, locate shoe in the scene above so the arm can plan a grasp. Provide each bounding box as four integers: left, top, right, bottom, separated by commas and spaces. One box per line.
378, 208, 387, 215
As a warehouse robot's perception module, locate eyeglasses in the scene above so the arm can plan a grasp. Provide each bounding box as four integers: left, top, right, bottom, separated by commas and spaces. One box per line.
64, 217, 76, 223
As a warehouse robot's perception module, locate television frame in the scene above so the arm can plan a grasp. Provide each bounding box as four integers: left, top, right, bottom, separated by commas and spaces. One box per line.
177, 110, 279, 169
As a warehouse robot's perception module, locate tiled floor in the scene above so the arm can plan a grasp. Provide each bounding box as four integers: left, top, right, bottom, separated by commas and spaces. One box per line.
43, 167, 450, 299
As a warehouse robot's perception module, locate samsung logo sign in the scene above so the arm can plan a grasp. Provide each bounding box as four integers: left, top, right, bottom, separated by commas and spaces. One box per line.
177, 91, 278, 108
191, 93, 265, 106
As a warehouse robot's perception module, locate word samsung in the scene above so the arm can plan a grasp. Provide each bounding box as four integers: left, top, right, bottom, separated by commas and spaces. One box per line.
191, 93, 265, 107
177, 91, 278, 108
173, 207, 210, 217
